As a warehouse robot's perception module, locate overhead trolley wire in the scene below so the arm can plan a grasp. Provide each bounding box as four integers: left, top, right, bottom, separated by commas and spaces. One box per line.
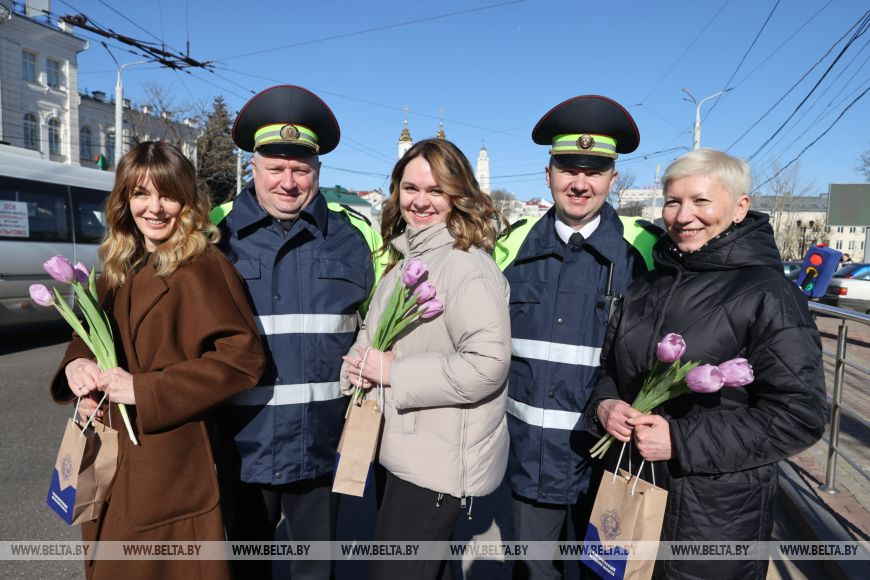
750, 40, 870, 176
213, 0, 529, 62
752, 72, 870, 182
726, 10, 869, 152
703, 0, 781, 120
634, 0, 733, 105
751, 85, 870, 194
730, 0, 833, 90
746, 11, 870, 160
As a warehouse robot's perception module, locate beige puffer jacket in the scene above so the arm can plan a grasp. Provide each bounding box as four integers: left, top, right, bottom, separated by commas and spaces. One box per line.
340, 222, 511, 499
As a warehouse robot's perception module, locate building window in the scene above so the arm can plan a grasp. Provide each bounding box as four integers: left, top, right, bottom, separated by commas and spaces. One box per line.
836, 226, 843, 233
48, 118, 61, 155
848, 240, 855, 251
825, 226, 831, 233
849, 226, 857, 234
835, 240, 843, 250
46, 59, 63, 89
106, 132, 115, 166
23, 113, 39, 150
21, 50, 37, 83
80, 126, 93, 160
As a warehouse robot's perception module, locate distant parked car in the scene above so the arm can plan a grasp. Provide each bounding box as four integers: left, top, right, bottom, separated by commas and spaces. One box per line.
821, 263, 870, 313
782, 261, 802, 279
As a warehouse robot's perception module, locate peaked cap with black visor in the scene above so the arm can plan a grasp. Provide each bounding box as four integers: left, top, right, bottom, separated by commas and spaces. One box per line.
232, 85, 340, 157
532, 95, 639, 171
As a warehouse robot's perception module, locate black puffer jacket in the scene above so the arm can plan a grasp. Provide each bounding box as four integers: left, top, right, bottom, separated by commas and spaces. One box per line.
587, 211, 826, 580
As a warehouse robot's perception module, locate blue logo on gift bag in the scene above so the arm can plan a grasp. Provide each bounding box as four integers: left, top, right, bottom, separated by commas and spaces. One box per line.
46, 469, 77, 526
582, 523, 629, 580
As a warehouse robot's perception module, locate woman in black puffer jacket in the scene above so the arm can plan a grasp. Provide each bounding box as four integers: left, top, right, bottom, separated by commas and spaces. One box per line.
586, 148, 826, 580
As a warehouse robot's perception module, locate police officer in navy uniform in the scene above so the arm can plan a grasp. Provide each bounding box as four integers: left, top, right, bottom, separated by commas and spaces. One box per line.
500, 96, 652, 579
214, 85, 377, 580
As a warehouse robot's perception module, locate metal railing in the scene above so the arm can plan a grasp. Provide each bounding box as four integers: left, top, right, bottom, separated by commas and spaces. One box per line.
808, 302, 870, 494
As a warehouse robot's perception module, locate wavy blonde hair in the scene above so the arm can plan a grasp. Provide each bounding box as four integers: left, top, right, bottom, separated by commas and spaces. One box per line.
379, 138, 507, 271
100, 141, 218, 288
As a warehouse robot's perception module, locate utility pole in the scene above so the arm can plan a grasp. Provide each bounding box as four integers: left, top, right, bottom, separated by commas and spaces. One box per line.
682, 88, 730, 150
650, 163, 661, 222
236, 148, 243, 195
103, 43, 146, 167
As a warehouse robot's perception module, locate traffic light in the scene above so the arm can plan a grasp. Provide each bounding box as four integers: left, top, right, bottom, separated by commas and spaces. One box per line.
795, 246, 842, 298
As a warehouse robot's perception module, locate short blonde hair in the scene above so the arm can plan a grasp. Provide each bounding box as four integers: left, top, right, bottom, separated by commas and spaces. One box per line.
662, 148, 751, 199
100, 141, 218, 288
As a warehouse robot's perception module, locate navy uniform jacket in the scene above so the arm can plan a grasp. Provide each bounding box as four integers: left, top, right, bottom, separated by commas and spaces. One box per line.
216, 183, 374, 485
504, 203, 647, 504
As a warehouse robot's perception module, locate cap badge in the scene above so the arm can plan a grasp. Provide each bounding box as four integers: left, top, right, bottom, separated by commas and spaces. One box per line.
280, 124, 301, 141
577, 134, 595, 150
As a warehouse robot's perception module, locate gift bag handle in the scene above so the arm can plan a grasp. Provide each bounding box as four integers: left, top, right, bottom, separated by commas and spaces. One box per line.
74, 391, 110, 436
357, 347, 385, 412
612, 441, 656, 495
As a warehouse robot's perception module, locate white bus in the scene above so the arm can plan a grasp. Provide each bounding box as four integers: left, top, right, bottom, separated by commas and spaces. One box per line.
0, 146, 113, 329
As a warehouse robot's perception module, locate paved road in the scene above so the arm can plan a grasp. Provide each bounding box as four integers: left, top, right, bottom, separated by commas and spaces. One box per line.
0, 324, 82, 579
0, 321, 855, 579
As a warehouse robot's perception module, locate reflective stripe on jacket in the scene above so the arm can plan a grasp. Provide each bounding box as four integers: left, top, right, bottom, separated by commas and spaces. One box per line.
214, 184, 375, 485
501, 204, 650, 504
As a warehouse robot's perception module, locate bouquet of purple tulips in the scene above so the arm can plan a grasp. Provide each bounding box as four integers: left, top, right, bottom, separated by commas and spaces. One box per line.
589, 333, 753, 459
30, 256, 139, 445
347, 258, 443, 412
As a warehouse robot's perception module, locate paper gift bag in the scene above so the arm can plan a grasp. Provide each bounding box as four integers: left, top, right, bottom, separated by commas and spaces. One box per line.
47, 411, 118, 526
333, 398, 383, 497
581, 465, 668, 580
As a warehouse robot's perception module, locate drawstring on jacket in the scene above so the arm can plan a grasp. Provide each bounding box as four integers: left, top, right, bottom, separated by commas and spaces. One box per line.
433, 493, 474, 519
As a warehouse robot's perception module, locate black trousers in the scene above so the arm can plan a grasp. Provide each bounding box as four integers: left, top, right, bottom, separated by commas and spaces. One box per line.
222, 475, 338, 580
510, 490, 597, 580
369, 470, 462, 580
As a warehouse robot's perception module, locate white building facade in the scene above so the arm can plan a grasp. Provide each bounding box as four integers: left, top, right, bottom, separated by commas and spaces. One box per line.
0, 1, 196, 169
475, 146, 490, 194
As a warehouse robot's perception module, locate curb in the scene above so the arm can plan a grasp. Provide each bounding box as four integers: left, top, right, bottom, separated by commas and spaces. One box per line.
777, 460, 865, 580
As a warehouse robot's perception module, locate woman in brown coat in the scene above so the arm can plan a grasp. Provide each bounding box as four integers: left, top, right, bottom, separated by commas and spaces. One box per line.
51, 141, 265, 580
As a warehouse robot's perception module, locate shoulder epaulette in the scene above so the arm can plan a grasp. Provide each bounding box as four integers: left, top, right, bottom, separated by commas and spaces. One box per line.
498, 217, 531, 239
634, 218, 664, 236
335, 203, 372, 226
210, 200, 235, 225
493, 216, 540, 271
619, 216, 660, 271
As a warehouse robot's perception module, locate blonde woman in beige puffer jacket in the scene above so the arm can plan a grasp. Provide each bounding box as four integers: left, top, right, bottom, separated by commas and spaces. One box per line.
341, 138, 510, 580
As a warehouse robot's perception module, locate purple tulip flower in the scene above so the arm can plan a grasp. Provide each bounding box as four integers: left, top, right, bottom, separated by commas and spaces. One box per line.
418, 299, 444, 319
719, 358, 754, 387
413, 281, 437, 304
402, 259, 427, 287
656, 333, 686, 363
74, 262, 90, 285
29, 284, 55, 307
43, 255, 75, 284
685, 364, 726, 394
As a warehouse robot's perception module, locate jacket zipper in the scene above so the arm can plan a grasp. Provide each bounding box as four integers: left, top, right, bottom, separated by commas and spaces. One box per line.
459, 403, 469, 508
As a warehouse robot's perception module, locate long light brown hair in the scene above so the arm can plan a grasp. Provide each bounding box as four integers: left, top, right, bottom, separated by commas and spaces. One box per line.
100, 141, 218, 288
378, 138, 507, 271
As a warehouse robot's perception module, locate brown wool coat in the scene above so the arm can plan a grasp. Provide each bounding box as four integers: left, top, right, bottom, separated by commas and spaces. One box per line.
51, 247, 265, 580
